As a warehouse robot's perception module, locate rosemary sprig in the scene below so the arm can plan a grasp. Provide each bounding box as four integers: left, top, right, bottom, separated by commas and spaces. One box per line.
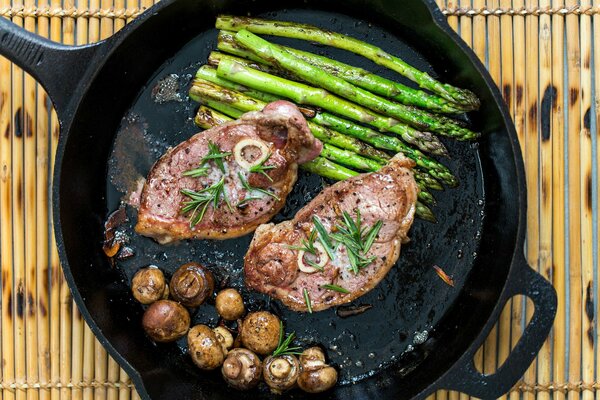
180, 176, 232, 227
272, 321, 303, 357
183, 141, 232, 177
312, 216, 336, 261
330, 209, 383, 274
287, 230, 318, 254
303, 288, 313, 313
321, 284, 350, 294
238, 172, 280, 202
249, 152, 277, 181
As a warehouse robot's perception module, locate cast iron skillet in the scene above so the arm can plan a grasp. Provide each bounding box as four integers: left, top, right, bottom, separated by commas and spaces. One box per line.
0, 0, 557, 398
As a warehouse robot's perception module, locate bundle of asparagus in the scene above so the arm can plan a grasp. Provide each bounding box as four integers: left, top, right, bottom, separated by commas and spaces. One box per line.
187, 16, 481, 222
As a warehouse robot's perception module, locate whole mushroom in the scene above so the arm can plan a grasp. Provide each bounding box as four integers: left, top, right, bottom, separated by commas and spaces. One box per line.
297, 347, 338, 393
142, 300, 190, 342
131, 266, 166, 304
170, 262, 215, 307
240, 311, 281, 356
221, 348, 262, 390
187, 325, 226, 370
213, 326, 234, 354
263, 354, 300, 394
215, 288, 245, 320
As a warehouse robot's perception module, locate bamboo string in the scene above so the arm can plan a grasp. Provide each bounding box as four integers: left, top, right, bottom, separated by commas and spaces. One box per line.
118, 368, 131, 400
10, 1, 27, 399
565, 0, 582, 397
578, 0, 594, 398
537, 0, 553, 397
1, 0, 15, 398
509, 0, 527, 397
550, 0, 567, 396
34, 0, 51, 397
1, 4, 600, 19
23, 0, 39, 397
107, 358, 119, 400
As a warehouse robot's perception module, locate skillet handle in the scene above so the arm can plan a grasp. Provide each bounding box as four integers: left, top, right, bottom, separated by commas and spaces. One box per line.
437, 257, 557, 399
0, 16, 102, 117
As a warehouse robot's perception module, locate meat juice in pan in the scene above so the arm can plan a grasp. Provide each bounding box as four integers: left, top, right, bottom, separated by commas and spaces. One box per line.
106, 10, 485, 384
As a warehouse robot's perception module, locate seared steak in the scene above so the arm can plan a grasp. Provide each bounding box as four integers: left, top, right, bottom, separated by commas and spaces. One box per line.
136, 101, 322, 244
244, 154, 418, 312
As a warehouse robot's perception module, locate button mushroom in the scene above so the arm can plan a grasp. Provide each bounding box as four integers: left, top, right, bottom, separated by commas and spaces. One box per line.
170, 262, 215, 307
215, 288, 245, 321
263, 354, 300, 394
240, 311, 281, 355
142, 299, 190, 343
131, 266, 166, 305
221, 348, 262, 390
297, 347, 338, 393
187, 325, 226, 370
213, 326, 234, 354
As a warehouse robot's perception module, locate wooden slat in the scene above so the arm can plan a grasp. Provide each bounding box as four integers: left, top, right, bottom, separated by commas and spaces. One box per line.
10, 2, 27, 400
565, 0, 583, 397
550, 0, 566, 399
537, 0, 552, 397
34, 0, 51, 398
23, 0, 39, 398
578, 0, 594, 398
1, 1, 16, 400
523, 0, 541, 397
509, 0, 526, 398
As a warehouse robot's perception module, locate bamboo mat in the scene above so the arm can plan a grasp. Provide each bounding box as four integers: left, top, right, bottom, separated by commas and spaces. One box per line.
0, 0, 597, 398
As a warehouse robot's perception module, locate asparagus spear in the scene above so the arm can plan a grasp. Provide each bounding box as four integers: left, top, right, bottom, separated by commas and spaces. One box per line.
414, 169, 444, 191
300, 156, 358, 181
195, 105, 232, 129
416, 202, 437, 223
217, 31, 467, 115
215, 15, 480, 109
189, 79, 457, 186
216, 57, 448, 156
234, 30, 479, 140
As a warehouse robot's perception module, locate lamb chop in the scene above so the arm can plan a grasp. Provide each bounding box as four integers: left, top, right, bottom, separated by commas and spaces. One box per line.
244, 154, 418, 312
135, 101, 322, 244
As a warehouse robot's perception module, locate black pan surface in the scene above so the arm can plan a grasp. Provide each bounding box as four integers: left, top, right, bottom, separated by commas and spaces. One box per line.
105, 9, 485, 384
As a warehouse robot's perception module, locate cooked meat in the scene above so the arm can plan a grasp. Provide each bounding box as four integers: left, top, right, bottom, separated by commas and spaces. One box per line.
244, 154, 418, 312
135, 101, 322, 244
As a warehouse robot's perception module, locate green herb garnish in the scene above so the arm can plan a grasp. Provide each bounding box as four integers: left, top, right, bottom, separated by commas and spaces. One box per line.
303, 288, 313, 313
238, 172, 280, 202
321, 284, 350, 294
287, 230, 318, 254
180, 176, 232, 227
312, 216, 336, 261
330, 209, 383, 274
272, 321, 302, 357
249, 152, 277, 181
183, 141, 232, 177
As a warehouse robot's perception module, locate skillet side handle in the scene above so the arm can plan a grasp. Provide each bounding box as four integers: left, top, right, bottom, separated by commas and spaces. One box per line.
437, 258, 557, 399
0, 16, 101, 117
